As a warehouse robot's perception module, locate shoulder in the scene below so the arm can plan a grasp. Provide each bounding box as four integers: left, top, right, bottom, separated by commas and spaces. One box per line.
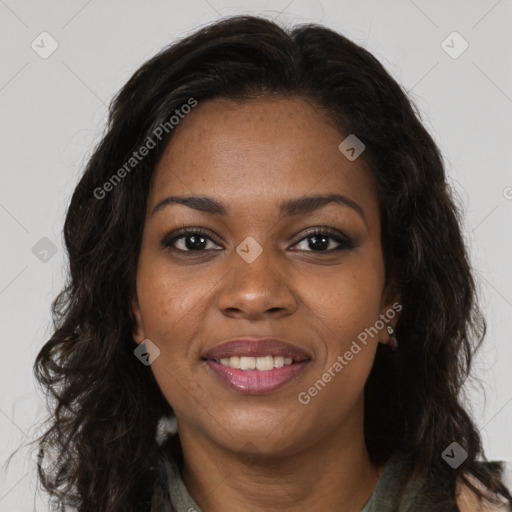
456, 474, 511, 512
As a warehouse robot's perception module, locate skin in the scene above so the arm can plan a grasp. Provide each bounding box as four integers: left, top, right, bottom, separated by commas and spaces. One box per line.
456, 478, 507, 512
131, 97, 401, 512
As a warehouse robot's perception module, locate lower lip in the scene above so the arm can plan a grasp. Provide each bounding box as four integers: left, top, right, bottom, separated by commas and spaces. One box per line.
205, 360, 310, 394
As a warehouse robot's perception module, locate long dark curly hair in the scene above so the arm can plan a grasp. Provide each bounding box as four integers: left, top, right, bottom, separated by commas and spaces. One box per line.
31, 14, 511, 511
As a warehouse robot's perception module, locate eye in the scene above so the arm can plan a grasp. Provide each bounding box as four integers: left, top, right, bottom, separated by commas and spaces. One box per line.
290, 227, 355, 252
161, 228, 223, 252
161, 226, 355, 254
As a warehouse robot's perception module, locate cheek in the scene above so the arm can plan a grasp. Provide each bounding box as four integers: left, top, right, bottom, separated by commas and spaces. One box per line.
295, 266, 380, 427
136, 250, 208, 341
136, 273, 204, 412
134, 252, 215, 404
296, 254, 384, 346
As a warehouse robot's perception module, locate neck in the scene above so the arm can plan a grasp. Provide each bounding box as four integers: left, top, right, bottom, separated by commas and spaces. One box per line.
178, 402, 384, 512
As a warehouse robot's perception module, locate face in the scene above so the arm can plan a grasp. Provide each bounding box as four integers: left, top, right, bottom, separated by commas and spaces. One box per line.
131, 97, 399, 457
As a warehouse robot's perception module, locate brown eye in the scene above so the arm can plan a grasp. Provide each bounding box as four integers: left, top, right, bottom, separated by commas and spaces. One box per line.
291, 228, 355, 252
161, 229, 223, 252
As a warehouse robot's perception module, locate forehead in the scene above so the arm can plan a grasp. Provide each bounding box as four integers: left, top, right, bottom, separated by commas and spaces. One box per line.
148, 97, 378, 222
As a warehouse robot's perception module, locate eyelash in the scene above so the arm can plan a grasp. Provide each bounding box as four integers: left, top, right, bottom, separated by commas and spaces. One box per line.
160, 226, 355, 254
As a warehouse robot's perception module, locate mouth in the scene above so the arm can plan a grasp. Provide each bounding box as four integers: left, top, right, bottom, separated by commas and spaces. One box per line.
201, 337, 311, 394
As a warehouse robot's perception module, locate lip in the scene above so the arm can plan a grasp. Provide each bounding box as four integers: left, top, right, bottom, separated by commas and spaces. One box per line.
205, 360, 310, 394
202, 337, 311, 362
202, 337, 312, 395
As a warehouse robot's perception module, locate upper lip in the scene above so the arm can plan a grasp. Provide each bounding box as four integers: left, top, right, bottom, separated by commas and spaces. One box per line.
202, 337, 312, 362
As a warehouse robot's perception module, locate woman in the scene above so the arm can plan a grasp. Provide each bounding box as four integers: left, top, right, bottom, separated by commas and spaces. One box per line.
34, 15, 512, 512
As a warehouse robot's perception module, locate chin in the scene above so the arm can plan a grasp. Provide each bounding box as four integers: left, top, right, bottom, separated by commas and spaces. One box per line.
212, 417, 309, 455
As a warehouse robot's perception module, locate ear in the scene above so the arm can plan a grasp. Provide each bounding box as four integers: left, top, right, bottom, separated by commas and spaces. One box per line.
379, 280, 402, 346
380, 279, 401, 314
130, 298, 145, 344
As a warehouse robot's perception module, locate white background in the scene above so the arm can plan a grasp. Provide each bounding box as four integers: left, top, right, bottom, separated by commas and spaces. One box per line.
1, 0, 511, 510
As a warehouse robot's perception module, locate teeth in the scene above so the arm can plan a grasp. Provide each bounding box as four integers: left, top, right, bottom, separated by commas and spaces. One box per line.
240, 356, 255, 370
218, 355, 296, 370
256, 355, 274, 370
273, 356, 284, 368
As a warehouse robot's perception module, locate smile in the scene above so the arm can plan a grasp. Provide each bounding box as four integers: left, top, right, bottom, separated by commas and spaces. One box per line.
202, 337, 312, 394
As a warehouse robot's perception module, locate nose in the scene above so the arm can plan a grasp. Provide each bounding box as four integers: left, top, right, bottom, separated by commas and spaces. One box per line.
217, 246, 298, 320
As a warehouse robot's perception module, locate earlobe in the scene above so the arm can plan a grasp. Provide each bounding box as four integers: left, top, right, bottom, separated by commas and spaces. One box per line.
379, 281, 402, 348
130, 299, 145, 344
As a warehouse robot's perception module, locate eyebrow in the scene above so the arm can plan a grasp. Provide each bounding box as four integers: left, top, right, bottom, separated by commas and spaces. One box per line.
151, 193, 366, 223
